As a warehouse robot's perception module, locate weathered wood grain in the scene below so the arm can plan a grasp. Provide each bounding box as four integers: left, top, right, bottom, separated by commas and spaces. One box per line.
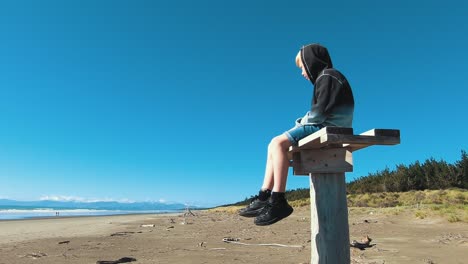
287, 127, 400, 264
309, 173, 350, 264
292, 149, 353, 175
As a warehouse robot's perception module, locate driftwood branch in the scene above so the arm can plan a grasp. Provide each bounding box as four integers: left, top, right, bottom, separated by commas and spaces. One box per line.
350, 235, 374, 250
96, 257, 137, 264
184, 207, 196, 217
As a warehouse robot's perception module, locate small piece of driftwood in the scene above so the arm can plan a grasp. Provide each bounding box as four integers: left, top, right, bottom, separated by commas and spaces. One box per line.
110, 231, 135, 237
140, 224, 155, 227
350, 235, 374, 250
96, 257, 137, 264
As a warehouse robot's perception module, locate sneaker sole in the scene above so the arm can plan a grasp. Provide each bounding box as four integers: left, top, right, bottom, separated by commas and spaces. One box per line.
254, 208, 293, 226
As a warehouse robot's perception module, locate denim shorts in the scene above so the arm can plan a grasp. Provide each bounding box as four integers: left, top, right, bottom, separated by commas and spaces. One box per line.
284, 124, 323, 146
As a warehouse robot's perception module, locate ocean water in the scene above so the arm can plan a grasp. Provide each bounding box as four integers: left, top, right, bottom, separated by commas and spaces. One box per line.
0, 206, 181, 220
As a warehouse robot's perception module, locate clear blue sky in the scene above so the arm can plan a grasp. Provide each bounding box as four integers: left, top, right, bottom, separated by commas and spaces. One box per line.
1, 0, 467, 207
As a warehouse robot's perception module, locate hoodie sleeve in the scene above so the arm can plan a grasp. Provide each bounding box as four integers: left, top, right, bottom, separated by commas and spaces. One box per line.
301, 74, 342, 125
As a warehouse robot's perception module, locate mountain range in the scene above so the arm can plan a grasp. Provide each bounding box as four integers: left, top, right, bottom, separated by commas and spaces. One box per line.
0, 199, 187, 211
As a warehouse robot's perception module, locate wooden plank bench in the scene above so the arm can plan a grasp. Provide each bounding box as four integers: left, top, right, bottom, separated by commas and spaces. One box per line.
288, 127, 400, 264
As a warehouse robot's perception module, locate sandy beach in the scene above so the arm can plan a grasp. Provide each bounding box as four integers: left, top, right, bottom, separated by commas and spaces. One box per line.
0, 207, 467, 264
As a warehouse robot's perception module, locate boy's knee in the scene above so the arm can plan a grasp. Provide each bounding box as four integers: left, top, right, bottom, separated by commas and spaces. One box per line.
269, 136, 291, 151
268, 138, 277, 152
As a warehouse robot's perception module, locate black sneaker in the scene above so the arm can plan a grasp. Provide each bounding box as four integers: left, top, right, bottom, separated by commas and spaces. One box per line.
254, 199, 293, 226
238, 196, 269, 217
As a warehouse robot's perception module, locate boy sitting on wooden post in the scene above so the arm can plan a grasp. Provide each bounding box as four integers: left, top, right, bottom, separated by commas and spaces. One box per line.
239, 43, 355, 226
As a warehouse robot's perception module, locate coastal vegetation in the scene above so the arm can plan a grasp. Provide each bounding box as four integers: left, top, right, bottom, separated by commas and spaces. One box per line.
347, 150, 468, 194
217, 150, 468, 222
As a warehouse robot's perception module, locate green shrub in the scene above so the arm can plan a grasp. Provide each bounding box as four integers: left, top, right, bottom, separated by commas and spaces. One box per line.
447, 214, 460, 222
415, 210, 427, 219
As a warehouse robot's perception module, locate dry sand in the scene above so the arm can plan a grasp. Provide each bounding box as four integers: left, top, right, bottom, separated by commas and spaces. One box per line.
0, 207, 467, 264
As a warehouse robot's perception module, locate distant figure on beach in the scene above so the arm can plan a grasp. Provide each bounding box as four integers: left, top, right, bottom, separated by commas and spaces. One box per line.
239, 44, 354, 226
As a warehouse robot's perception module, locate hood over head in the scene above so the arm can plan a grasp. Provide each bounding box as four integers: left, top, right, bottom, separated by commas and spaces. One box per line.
301, 44, 333, 84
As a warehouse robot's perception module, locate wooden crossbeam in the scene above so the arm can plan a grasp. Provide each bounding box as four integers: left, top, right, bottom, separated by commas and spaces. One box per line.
292, 148, 353, 175
342, 128, 400, 152
323, 133, 400, 145
289, 127, 353, 152
289, 127, 400, 153
288, 127, 400, 172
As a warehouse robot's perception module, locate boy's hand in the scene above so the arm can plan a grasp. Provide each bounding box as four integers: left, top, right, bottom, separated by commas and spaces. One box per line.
295, 117, 302, 127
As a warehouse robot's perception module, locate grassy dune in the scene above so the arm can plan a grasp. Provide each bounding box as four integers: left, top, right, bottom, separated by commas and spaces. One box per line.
212, 189, 468, 223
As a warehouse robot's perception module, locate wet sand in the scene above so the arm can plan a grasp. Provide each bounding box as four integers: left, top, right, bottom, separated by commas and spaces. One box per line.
0, 207, 466, 263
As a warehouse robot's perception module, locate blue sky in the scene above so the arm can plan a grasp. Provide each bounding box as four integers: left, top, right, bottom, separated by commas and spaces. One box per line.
0, 0, 467, 206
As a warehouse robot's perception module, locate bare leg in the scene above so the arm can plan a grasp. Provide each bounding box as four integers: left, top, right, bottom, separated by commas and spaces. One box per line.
262, 134, 292, 193
261, 143, 275, 190
253, 134, 294, 225
270, 134, 292, 192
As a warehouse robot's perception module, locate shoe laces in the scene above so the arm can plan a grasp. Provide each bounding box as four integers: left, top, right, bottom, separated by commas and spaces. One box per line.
249, 195, 259, 205
259, 202, 272, 215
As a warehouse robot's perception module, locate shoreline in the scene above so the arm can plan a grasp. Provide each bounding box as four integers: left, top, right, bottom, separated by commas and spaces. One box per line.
0, 212, 181, 248
0, 210, 183, 222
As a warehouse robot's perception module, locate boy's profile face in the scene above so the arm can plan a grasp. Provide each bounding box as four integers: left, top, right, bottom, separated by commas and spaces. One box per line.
296, 51, 310, 81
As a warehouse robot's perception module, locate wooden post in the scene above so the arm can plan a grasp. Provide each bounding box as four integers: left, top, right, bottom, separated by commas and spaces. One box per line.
289, 127, 400, 264
309, 173, 350, 263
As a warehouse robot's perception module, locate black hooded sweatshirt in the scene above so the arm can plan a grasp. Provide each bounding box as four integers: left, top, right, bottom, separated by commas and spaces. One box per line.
297, 44, 354, 127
